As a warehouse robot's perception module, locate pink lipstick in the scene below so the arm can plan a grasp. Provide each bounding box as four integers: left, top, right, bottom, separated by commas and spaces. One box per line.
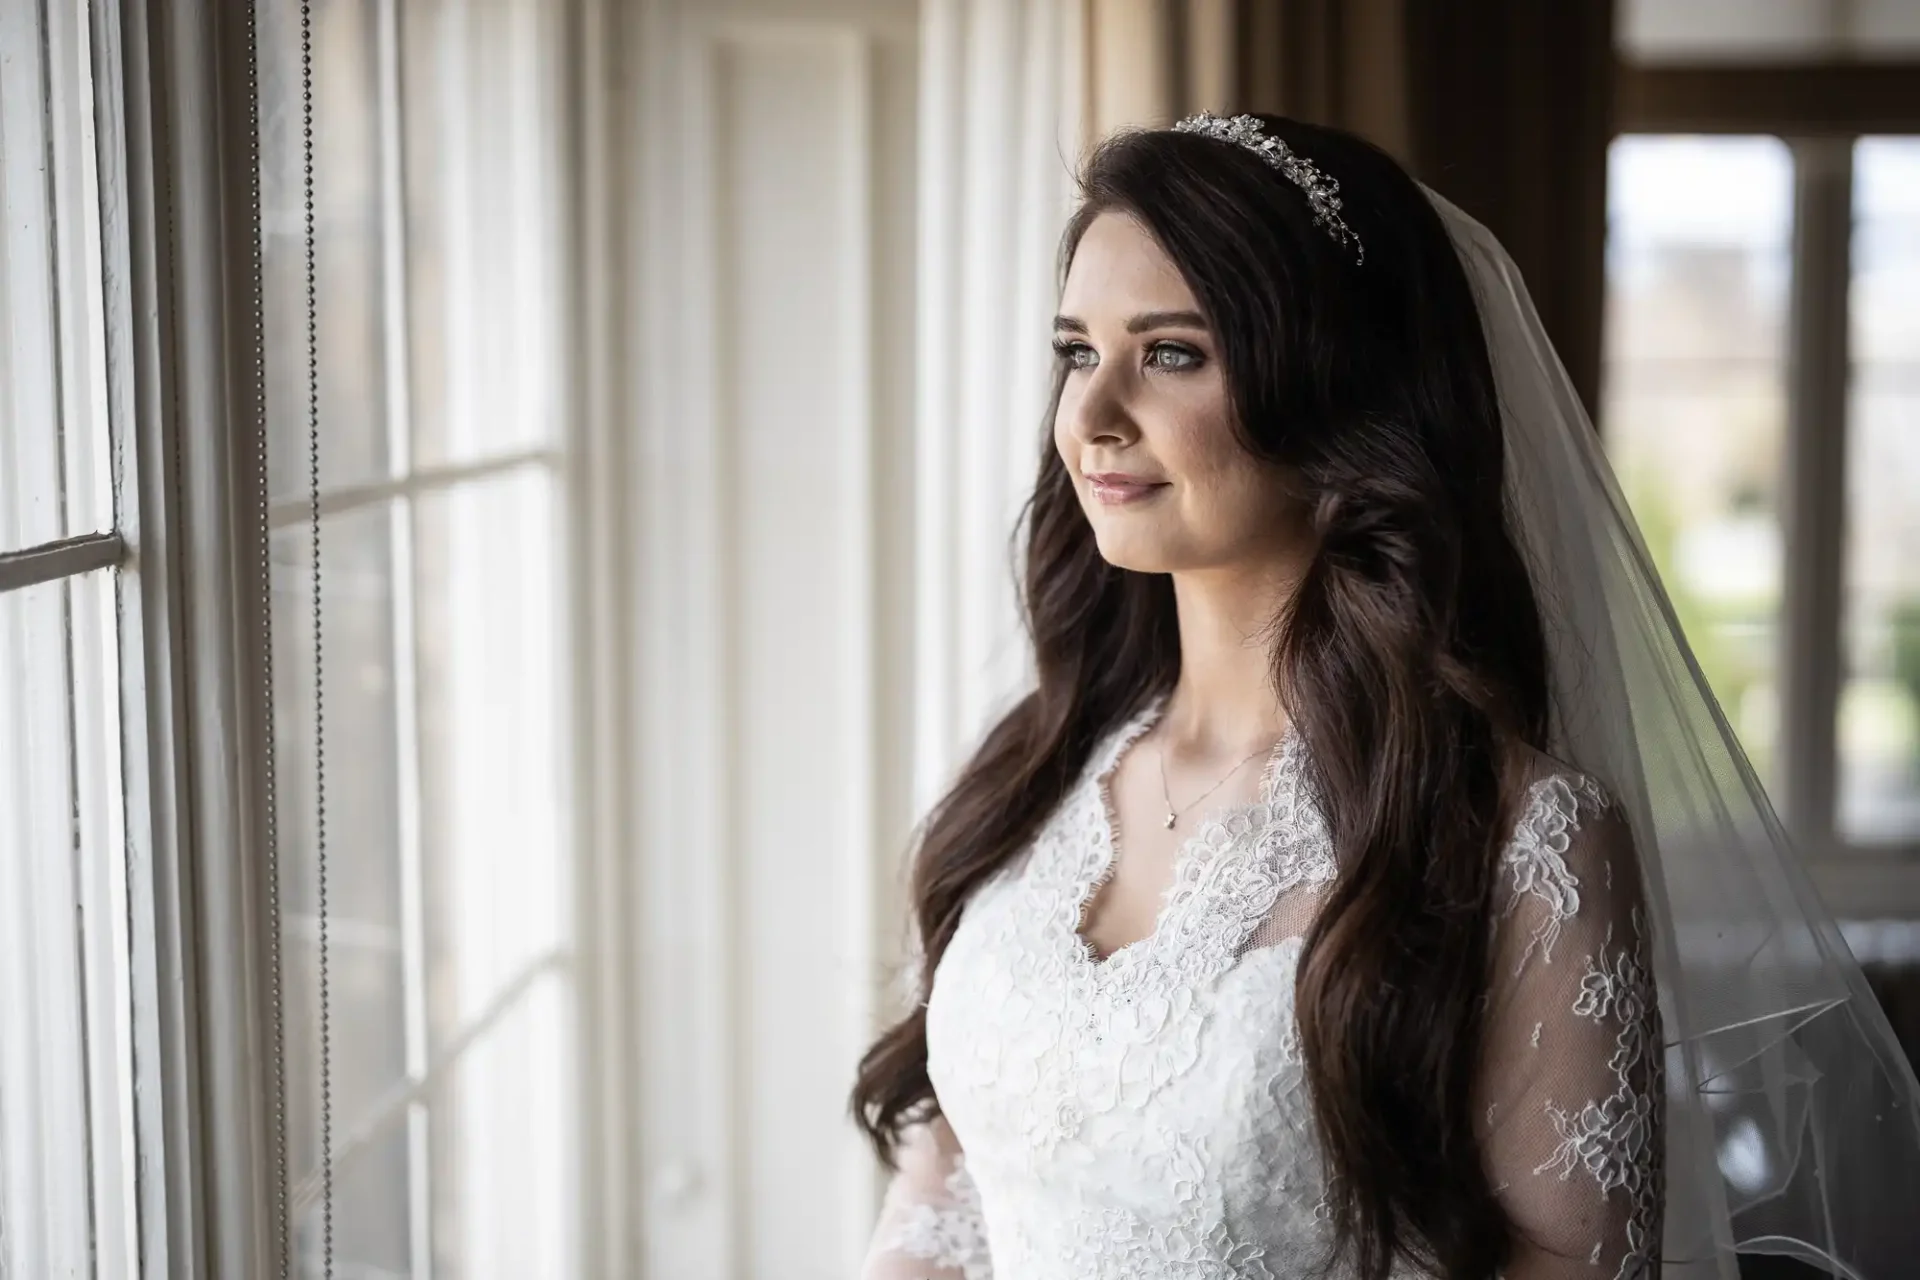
1084, 472, 1169, 505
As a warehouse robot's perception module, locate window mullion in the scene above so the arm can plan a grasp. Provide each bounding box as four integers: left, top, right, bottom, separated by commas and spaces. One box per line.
135, 0, 289, 1273
0, 532, 125, 594
563, 0, 637, 1269
1781, 135, 1854, 855
89, 0, 213, 1271
385, 472, 435, 1276
263, 447, 557, 528
374, 0, 436, 1273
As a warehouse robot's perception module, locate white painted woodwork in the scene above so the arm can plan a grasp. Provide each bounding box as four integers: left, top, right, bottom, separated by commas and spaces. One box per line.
629, 2, 915, 1274
626, 0, 1081, 1273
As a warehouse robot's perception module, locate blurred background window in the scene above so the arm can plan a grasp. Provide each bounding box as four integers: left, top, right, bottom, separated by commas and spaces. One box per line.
1603, 136, 1794, 788
1844, 137, 1920, 843
1607, 3, 1920, 865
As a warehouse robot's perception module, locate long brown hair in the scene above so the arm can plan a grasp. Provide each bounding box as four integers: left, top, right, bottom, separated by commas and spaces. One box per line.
849, 115, 1551, 1280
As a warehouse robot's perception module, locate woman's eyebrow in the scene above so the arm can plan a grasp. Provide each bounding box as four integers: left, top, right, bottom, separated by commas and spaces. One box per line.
1126, 309, 1209, 333
1050, 310, 1210, 334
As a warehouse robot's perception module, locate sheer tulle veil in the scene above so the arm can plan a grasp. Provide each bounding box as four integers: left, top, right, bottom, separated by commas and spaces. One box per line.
1429, 189, 1920, 1277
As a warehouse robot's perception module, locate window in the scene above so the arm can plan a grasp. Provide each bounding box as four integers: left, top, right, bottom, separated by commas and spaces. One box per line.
1845, 138, 1920, 841
1604, 133, 1920, 862
0, 0, 139, 1274
7, 0, 597, 1275
255, 0, 577, 1274
1604, 136, 1794, 785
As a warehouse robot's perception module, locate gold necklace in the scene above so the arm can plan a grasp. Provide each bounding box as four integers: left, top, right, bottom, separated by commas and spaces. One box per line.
1156, 736, 1281, 830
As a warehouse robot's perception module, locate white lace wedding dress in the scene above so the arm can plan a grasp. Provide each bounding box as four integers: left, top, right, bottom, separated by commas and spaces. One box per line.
859, 691, 1662, 1280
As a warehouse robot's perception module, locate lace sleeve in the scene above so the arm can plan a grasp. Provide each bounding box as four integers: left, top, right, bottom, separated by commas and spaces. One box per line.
1475, 772, 1664, 1280
859, 1111, 993, 1280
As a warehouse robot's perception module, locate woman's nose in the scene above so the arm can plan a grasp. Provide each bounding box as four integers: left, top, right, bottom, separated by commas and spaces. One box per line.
1065, 365, 1136, 445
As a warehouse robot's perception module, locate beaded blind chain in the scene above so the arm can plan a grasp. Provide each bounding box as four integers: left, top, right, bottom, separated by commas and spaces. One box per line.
249, 0, 333, 1272
302, 0, 336, 1269
245, 1, 293, 1273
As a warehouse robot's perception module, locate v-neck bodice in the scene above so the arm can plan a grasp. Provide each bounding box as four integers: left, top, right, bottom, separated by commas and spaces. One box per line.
1073, 691, 1305, 970
880, 701, 1660, 1280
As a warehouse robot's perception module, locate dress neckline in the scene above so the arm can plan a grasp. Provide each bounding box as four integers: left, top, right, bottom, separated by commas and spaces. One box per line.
1071, 691, 1299, 970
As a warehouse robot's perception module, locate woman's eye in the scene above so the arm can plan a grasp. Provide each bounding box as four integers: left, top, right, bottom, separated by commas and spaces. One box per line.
1147, 342, 1202, 371
1052, 339, 1097, 370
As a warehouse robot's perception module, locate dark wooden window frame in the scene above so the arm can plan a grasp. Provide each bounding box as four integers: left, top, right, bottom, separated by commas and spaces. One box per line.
1618, 63, 1920, 137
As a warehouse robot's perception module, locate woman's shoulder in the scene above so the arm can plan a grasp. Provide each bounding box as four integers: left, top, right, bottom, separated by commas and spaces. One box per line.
1490, 740, 1642, 969
1500, 740, 1620, 836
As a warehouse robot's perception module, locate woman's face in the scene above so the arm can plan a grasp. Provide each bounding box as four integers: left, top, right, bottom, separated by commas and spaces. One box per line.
1053, 211, 1300, 575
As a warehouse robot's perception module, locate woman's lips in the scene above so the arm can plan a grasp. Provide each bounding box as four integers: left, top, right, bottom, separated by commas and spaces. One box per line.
1085, 475, 1169, 505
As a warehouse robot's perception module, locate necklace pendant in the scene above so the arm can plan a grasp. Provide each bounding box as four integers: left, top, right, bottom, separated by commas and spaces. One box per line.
1164, 811, 1178, 830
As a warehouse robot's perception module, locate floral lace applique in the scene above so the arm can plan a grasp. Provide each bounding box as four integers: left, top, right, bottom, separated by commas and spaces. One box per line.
1536, 905, 1663, 1280
877, 1153, 993, 1280
1497, 773, 1611, 972
1015, 706, 1335, 1148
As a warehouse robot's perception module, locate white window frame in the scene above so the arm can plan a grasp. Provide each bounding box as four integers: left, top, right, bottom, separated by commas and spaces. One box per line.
0, 1, 214, 1274
10, 0, 636, 1275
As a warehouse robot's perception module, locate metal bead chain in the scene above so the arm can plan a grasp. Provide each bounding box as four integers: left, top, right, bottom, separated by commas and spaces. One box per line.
246, 1, 291, 1272
299, 0, 335, 1273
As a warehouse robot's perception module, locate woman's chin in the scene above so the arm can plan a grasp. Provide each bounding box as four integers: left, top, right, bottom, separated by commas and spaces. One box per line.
1091, 529, 1181, 575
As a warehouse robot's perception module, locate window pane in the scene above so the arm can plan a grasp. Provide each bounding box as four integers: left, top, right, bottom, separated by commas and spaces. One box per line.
0, 571, 135, 1277
416, 468, 573, 1279
261, 0, 391, 501
1841, 137, 1920, 843
430, 969, 574, 1280
257, 2, 576, 1271
400, 0, 564, 469
415, 467, 567, 1024
412, 474, 568, 1280
272, 503, 412, 1276
1604, 136, 1795, 789
0, 0, 112, 550
271, 469, 573, 1275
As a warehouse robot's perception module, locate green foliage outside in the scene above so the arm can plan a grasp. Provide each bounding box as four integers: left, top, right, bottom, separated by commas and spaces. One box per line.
1892, 600, 1920, 778
1620, 464, 1780, 783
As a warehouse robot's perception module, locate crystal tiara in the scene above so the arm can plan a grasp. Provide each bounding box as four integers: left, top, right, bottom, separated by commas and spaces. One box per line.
1170, 111, 1364, 264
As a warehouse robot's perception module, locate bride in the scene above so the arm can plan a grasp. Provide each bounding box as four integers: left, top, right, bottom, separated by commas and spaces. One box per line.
850, 112, 1920, 1279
